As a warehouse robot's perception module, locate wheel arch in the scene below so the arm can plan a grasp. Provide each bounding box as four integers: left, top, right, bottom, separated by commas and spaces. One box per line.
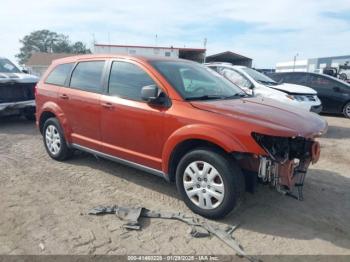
38, 102, 71, 142
162, 124, 247, 182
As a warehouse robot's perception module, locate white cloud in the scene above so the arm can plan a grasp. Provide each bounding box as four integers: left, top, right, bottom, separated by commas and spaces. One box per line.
1, 0, 350, 67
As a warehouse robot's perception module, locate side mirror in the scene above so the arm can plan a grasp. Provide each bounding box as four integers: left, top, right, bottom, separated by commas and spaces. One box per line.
141, 84, 160, 102
22, 69, 29, 74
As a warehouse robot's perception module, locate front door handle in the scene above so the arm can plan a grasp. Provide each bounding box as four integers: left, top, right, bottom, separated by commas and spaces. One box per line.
59, 94, 69, 100
101, 102, 114, 109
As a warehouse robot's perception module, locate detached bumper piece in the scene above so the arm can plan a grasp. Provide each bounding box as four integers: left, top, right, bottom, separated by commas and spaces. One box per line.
88, 205, 258, 262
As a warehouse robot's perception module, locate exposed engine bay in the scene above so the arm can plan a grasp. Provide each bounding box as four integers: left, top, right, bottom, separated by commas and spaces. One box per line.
238, 133, 321, 200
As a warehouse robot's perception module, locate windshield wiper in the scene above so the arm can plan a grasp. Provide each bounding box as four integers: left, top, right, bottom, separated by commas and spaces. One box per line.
223, 93, 249, 99
185, 95, 225, 101
258, 80, 277, 85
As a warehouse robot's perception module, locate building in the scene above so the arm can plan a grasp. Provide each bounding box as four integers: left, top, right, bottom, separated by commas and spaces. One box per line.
25, 52, 74, 76
205, 51, 253, 67
94, 44, 206, 63
276, 55, 350, 73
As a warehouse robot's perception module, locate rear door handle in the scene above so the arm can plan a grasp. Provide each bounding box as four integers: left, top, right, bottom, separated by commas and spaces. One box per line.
59, 94, 69, 100
101, 102, 114, 109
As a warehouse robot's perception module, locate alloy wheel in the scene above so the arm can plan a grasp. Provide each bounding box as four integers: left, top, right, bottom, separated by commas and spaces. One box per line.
183, 161, 225, 210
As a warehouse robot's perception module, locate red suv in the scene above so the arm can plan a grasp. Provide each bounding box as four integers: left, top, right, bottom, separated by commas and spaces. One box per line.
36, 55, 327, 218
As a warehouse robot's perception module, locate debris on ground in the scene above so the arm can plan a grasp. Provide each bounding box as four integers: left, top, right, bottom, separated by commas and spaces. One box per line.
88, 205, 259, 262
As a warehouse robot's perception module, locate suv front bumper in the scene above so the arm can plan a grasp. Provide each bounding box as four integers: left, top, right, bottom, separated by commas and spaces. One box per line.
0, 100, 36, 116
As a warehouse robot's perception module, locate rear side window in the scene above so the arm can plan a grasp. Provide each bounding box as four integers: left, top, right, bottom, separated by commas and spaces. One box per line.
108, 61, 155, 101
45, 63, 74, 86
70, 61, 105, 92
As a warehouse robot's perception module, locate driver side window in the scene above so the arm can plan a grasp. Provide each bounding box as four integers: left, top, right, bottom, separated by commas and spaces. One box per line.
220, 68, 252, 89
108, 61, 156, 101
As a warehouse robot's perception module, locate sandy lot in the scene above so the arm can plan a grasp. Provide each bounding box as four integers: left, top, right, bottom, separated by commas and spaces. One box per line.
0, 115, 349, 256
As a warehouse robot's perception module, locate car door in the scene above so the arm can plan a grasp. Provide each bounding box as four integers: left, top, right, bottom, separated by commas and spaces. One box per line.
58, 60, 106, 151
100, 60, 168, 171
307, 74, 344, 113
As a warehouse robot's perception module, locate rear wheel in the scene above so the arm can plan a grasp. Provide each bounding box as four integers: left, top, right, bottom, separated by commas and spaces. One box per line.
343, 102, 350, 118
176, 148, 245, 219
43, 118, 72, 161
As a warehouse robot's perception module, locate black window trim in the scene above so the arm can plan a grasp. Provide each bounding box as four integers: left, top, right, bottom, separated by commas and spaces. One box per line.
68, 60, 108, 94
44, 62, 75, 87
106, 59, 170, 103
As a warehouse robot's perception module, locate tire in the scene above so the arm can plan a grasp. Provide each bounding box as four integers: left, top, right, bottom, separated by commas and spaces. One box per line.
175, 148, 245, 219
43, 117, 72, 161
343, 102, 350, 118
340, 73, 347, 81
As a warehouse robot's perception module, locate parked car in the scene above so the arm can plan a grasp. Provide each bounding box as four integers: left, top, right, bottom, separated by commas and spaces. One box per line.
0, 57, 38, 120
269, 72, 350, 118
206, 63, 322, 113
36, 55, 327, 219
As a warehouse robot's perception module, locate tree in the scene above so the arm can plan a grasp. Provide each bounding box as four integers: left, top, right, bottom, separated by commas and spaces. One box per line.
16, 30, 91, 64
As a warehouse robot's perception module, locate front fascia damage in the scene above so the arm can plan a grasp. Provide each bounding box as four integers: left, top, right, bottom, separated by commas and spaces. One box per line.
238, 132, 321, 200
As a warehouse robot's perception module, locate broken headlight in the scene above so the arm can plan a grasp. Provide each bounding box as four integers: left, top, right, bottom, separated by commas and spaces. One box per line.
252, 133, 289, 163
252, 133, 314, 163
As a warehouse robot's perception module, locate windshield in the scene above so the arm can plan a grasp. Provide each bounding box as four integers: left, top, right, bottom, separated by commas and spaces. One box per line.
0, 58, 21, 73
151, 60, 245, 100
242, 67, 277, 85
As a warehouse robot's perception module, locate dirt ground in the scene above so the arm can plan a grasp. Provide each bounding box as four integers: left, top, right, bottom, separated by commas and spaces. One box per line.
0, 115, 349, 256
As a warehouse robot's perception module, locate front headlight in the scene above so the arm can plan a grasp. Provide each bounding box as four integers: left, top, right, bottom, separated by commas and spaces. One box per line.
286, 95, 305, 101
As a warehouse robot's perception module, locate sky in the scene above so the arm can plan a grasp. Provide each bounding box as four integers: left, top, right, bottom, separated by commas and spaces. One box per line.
1, 0, 350, 68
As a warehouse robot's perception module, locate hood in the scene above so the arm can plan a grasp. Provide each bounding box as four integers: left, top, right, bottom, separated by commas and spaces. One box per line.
0, 72, 38, 84
191, 96, 327, 138
270, 83, 317, 95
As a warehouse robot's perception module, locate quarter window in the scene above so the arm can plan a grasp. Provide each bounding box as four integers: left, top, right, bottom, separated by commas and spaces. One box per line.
45, 63, 74, 86
70, 61, 105, 92
108, 61, 156, 101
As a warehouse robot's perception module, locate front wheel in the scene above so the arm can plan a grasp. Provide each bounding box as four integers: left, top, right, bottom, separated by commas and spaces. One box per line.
176, 148, 245, 219
343, 102, 350, 118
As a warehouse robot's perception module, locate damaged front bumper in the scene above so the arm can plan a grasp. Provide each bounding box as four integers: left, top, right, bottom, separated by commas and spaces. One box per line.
0, 100, 36, 116
239, 133, 322, 200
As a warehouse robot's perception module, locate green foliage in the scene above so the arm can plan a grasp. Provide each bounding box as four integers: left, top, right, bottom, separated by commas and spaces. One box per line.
16, 30, 91, 64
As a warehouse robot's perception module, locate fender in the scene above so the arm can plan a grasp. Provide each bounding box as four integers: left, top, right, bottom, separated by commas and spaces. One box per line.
161, 124, 247, 174
39, 101, 73, 144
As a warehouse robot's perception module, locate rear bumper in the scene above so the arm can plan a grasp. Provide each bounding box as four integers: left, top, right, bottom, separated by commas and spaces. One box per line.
310, 104, 323, 114
0, 100, 36, 115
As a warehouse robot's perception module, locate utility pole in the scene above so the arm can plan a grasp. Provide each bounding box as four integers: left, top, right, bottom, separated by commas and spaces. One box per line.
203, 37, 207, 64
293, 53, 299, 72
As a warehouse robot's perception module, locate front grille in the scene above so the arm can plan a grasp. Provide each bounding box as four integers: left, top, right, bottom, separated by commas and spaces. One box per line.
0, 82, 36, 103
